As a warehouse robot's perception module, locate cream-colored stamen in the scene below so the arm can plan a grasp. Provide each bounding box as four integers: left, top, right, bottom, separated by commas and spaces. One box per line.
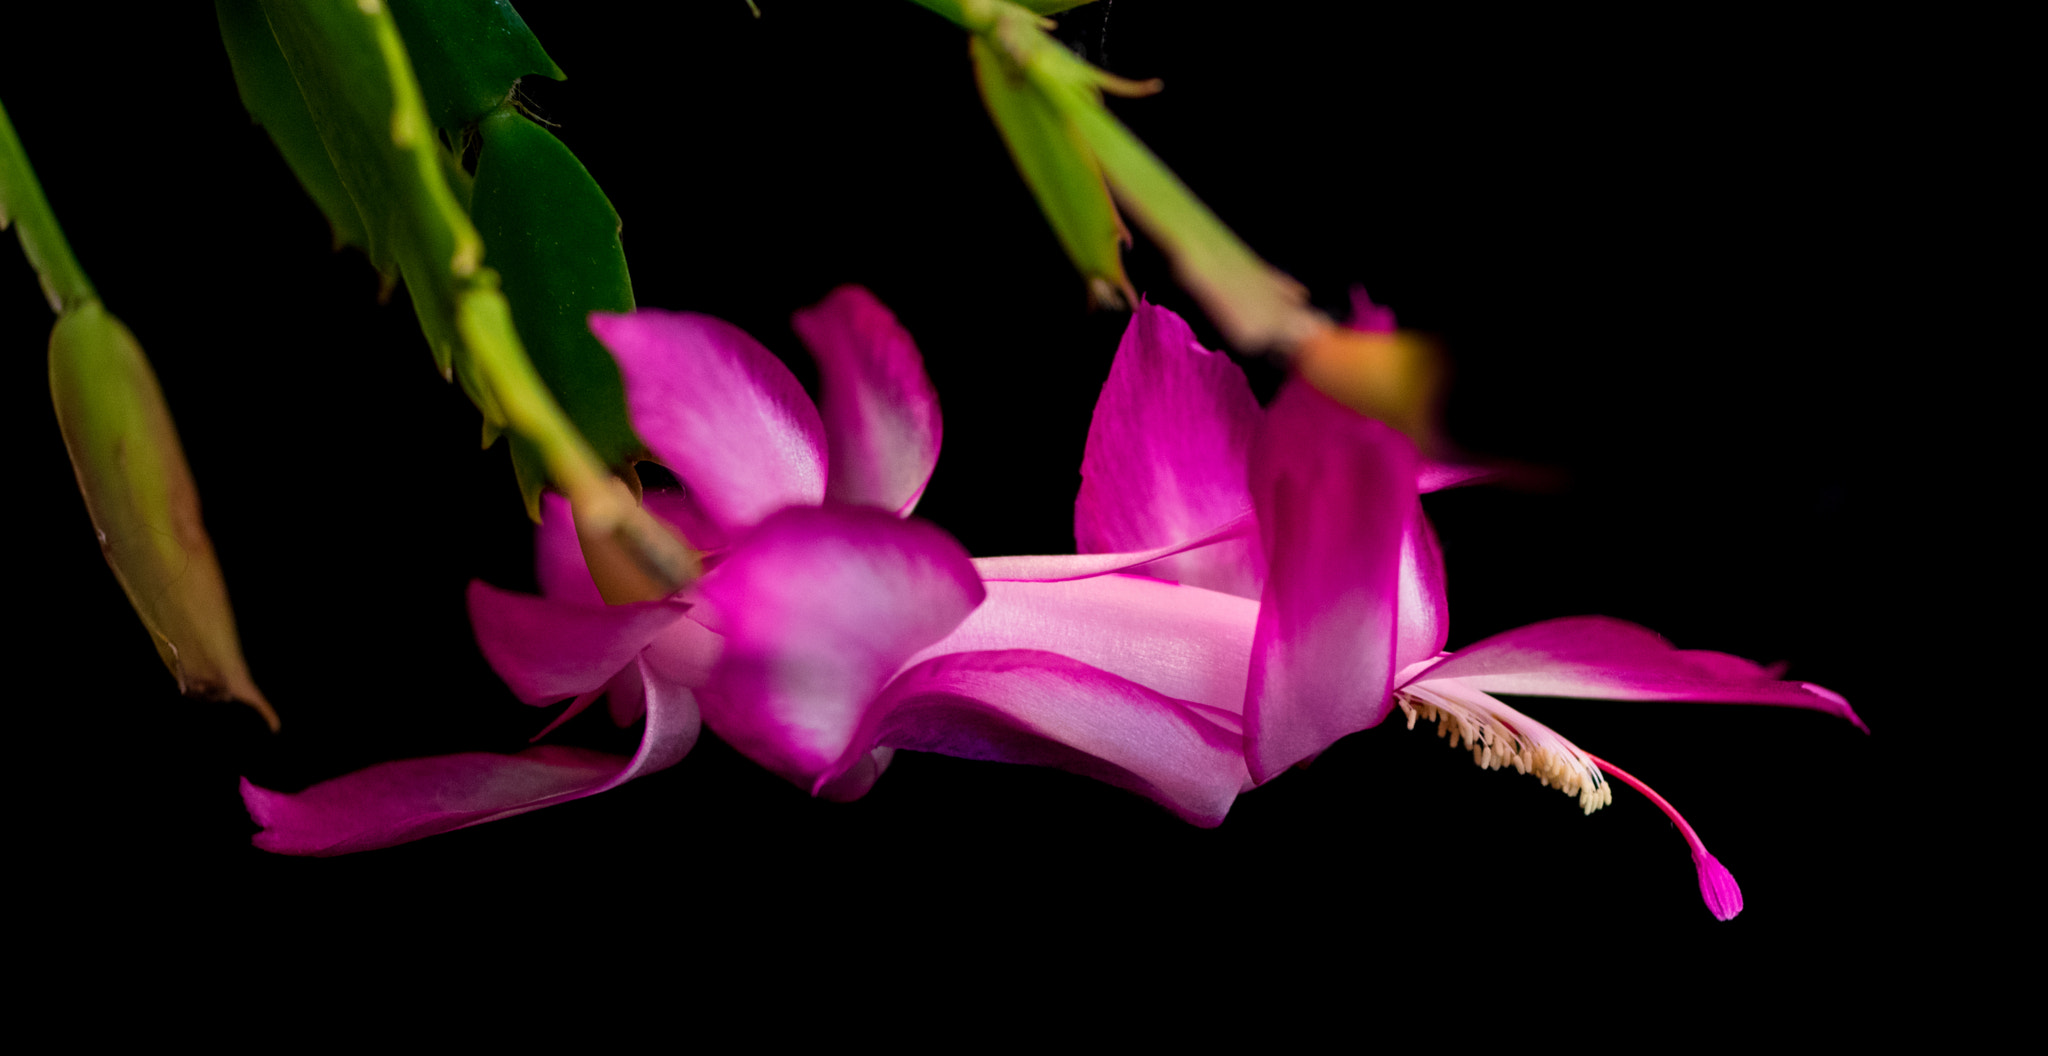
1396, 680, 1612, 814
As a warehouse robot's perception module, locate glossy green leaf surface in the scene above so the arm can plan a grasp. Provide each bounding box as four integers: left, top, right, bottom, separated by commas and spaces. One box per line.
244, 0, 692, 585
256, 0, 475, 374
216, 0, 372, 256
971, 33, 1129, 305
917, 0, 1315, 350
387, 0, 563, 136
472, 106, 640, 475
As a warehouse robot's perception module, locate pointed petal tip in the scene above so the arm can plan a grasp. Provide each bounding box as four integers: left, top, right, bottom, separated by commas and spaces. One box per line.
590, 307, 826, 533
1693, 848, 1744, 921
1798, 681, 1870, 734
794, 286, 943, 516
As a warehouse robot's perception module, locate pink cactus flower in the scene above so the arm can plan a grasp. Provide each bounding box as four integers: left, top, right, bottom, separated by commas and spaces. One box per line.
245, 290, 1863, 921
241, 288, 1250, 852
991, 300, 1865, 918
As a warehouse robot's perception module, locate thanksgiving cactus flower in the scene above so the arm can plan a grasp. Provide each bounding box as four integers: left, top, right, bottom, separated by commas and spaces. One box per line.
562, 287, 1249, 818
243, 287, 1253, 853
1010, 298, 1864, 916
246, 288, 1863, 914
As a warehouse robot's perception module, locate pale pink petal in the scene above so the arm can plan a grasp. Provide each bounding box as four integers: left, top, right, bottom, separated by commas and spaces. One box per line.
792, 286, 942, 517
1244, 379, 1419, 782
243, 656, 700, 855
907, 575, 1258, 722
639, 609, 723, 696
972, 512, 1255, 584
467, 580, 688, 705
1075, 302, 1266, 598
692, 506, 983, 791
591, 310, 825, 534
1397, 506, 1450, 671
855, 650, 1249, 826
1409, 616, 1866, 730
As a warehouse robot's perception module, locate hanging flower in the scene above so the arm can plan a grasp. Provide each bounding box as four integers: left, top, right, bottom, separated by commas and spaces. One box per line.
247, 289, 1862, 917
242, 288, 1251, 853
968, 299, 1864, 916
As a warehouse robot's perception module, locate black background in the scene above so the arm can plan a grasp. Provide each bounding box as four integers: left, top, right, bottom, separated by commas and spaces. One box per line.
7, 2, 1935, 997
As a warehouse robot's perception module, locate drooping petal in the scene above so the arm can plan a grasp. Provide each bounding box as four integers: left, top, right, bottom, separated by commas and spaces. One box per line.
692, 505, 984, 791
591, 310, 825, 535
906, 574, 1258, 724
467, 580, 688, 705
1075, 302, 1265, 598
1407, 616, 1866, 730
1397, 505, 1450, 671
243, 656, 700, 856
1244, 379, 1419, 782
792, 286, 942, 517
856, 649, 1249, 826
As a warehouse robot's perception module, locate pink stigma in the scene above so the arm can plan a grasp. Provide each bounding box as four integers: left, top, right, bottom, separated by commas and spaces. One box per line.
1584, 753, 1745, 921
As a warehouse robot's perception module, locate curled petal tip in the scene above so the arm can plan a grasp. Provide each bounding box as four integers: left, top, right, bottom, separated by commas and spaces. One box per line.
1693, 848, 1744, 921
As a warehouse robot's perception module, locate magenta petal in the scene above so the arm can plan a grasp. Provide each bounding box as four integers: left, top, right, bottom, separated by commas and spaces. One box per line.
591, 310, 825, 534
535, 493, 605, 605
1413, 616, 1866, 729
641, 487, 728, 556
908, 575, 1258, 721
467, 580, 687, 704
1416, 459, 1499, 493
1346, 286, 1398, 333
537, 490, 726, 605
1075, 302, 1266, 598
243, 656, 700, 855
694, 505, 984, 790
792, 286, 943, 517
1244, 379, 1419, 782
816, 747, 895, 803
639, 609, 722, 696
1397, 506, 1450, 671
860, 650, 1249, 826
